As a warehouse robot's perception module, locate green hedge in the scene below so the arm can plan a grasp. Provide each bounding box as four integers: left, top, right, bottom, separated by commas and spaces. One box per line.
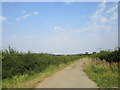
91, 48, 120, 62
2, 47, 81, 79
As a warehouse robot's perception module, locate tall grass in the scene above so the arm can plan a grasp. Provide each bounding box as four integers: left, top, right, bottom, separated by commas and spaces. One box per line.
84, 58, 119, 88
84, 48, 119, 88
2, 47, 83, 88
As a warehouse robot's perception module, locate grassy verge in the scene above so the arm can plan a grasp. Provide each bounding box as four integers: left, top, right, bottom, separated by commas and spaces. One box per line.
2, 58, 81, 88
83, 58, 119, 88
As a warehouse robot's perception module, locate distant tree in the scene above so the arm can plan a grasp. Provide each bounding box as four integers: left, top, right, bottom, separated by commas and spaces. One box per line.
85, 52, 89, 55
93, 52, 96, 54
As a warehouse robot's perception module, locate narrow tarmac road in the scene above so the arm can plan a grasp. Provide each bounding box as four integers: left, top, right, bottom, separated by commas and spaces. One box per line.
35, 59, 98, 88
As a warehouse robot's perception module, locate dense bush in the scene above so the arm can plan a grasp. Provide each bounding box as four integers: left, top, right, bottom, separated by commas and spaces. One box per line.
2, 47, 82, 79
90, 48, 120, 63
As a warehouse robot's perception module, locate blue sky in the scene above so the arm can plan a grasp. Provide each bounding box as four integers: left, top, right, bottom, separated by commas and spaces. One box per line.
1, 2, 118, 54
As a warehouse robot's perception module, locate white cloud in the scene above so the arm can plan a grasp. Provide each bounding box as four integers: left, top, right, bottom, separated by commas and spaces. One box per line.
64, 0, 74, 5
65, 2, 71, 5
91, 2, 118, 24
73, 2, 117, 33
106, 5, 117, 24
22, 10, 26, 14
15, 11, 39, 21
21, 14, 31, 19
101, 16, 107, 23
98, 1, 106, 9
0, 16, 7, 21
54, 26, 62, 31
107, 5, 117, 14
110, 12, 118, 21
33, 12, 39, 15
15, 18, 20, 21
91, 2, 106, 21
90, 2, 117, 28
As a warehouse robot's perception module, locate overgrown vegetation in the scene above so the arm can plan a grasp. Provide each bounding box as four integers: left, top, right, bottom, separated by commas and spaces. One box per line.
2, 47, 84, 88
3, 64, 71, 88
84, 48, 119, 88
2, 47, 119, 88
90, 48, 120, 62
